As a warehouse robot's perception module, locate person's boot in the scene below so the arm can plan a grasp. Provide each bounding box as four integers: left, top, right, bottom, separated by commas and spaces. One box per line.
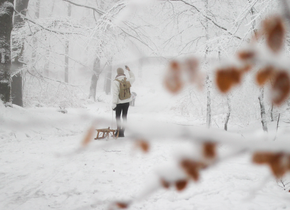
119, 129, 125, 137
114, 129, 120, 138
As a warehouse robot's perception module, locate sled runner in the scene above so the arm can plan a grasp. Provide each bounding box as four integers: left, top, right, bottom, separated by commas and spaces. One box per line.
95, 127, 118, 140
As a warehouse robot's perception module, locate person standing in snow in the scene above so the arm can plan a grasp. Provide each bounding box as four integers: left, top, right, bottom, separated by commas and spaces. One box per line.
112, 65, 135, 137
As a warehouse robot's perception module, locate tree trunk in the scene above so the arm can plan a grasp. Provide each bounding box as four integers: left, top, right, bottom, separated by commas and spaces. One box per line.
35, 0, 40, 18
44, 0, 55, 76
224, 95, 231, 131
44, 44, 50, 77
104, 58, 112, 95
11, 0, 29, 107
206, 74, 211, 128
11, 59, 23, 106
258, 88, 268, 132
205, 0, 211, 128
248, 0, 267, 131
49, 0, 55, 17
270, 103, 274, 122
65, 40, 69, 82
64, 3, 71, 83
31, 0, 40, 66
89, 58, 100, 101
0, 0, 14, 103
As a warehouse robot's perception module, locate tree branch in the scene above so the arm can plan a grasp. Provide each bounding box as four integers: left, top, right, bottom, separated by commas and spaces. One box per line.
62, 0, 105, 16
174, 0, 242, 40
117, 26, 156, 52
13, 8, 84, 36
27, 68, 80, 87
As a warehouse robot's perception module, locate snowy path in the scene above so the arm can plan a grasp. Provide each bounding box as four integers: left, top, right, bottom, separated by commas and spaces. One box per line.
1, 106, 290, 210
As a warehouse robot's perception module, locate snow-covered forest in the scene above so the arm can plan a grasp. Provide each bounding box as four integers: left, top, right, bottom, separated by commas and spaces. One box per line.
2, 0, 290, 209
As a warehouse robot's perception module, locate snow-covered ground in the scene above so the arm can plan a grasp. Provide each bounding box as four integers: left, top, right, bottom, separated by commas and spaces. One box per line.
1, 80, 290, 210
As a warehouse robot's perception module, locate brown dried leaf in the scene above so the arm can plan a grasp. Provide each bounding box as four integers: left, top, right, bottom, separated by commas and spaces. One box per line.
230, 68, 242, 84
185, 58, 199, 83
263, 16, 285, 53
175, 179, 188, 191
287, 156, 290, 170
256, 66, 274, 86
164, 76, 182, 94
237, 50, 255, 61
252, 152, 273, 164
164, 61, 183, 94
216, 69, 233, 93
216, 67, 242, 93
136, 139, 150, 153
180, 159, 206, 181
268, 153, 286, 179
203, 142, 217, 159
115, 202, 129, 209
171, 60, 180, 71
253, 152, 288, 179
272, 71, 290, 105
160, 178, 170, 189
82, 125, 95, 146
241, 64, 252, 73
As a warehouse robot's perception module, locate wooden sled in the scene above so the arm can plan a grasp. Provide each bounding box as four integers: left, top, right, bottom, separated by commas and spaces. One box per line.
95, 127, 118, 140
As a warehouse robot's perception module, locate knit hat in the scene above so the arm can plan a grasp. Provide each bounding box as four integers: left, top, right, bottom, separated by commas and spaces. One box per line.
117, 68, 124, 75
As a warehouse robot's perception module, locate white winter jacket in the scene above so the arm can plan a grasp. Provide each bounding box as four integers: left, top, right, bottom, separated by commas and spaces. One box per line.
112, 71, 135, 108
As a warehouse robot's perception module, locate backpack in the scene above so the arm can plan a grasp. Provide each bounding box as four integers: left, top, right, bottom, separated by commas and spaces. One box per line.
116, 78, 131, 100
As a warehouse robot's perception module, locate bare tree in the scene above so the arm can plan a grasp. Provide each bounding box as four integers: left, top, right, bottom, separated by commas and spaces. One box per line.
34, 0, 40, 18
44, 0, 56, 77
0, 0, 14, 103
204, 0, 212, 128
104, 58, 113, 95
224, 95, 231, 131
31, 0, 40, 65
64, 2, 71, 83
258, 88, 268, 132
11, 0, 29, 107
249, 0, 268, 131
89, 57, 101, 101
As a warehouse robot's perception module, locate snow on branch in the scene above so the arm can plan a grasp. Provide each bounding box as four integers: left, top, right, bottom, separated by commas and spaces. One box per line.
0, 1, 13, 17
13, 8, 85, 36
162, 14, 290, 106
68, 115, 290, 209
168, 0, 242, 40
62, 0, 105, 16
26, 69, 80, 88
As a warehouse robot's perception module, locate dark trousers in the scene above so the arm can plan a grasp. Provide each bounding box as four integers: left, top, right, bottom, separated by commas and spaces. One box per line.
115, 102, 130, 130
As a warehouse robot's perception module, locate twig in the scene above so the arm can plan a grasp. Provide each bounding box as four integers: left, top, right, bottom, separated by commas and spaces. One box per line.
277, 114, 281, 131
27, 69, 79, 87
62, 0, 105, 16
279, 179, 286, 190
273, 113, 281, 141
13, 8, 84, 36
176, 0, 242, 40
